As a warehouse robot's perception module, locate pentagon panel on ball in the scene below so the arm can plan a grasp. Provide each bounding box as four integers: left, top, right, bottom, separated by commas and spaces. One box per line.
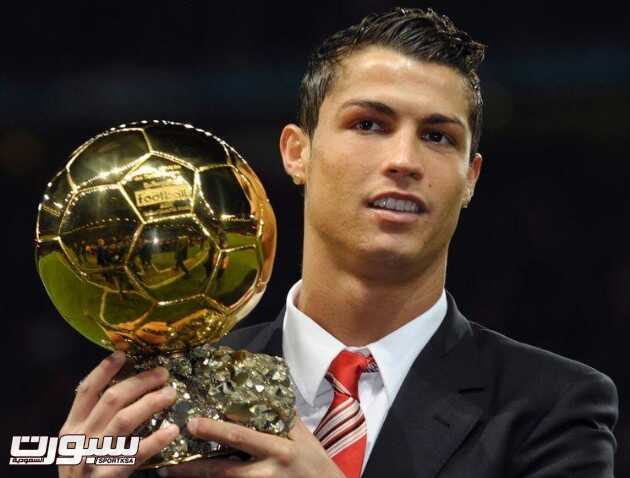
35, 121, 277, 354
121, 153, 196, 222
127, 217, 213, 303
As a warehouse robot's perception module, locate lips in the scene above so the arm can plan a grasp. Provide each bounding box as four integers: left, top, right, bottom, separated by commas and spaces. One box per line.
367, 192, 427, 215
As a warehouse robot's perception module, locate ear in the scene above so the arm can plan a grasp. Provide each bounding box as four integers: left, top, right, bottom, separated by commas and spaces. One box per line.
279, 124, 310, 186
463, 153, 482, 206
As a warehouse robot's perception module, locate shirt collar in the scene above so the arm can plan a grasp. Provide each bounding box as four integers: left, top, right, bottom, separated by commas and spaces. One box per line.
283, 281, 345, 406
366, 289, 446, 402
282, 280, 447, 406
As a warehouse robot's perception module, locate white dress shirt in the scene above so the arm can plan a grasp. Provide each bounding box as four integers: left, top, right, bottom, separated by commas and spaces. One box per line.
282, 280, 447, 468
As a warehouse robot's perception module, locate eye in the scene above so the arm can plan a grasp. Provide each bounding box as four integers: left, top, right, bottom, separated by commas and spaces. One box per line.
422, 130, 454, 146
353, 119, 384, 133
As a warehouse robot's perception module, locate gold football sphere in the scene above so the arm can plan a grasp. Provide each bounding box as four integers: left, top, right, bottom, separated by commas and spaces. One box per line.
35, 121, 276, 353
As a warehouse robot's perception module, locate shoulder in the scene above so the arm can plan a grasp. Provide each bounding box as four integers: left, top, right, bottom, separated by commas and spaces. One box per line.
464, 320, 618, 467
468, 320, 617, 410
217, 319, 279, 352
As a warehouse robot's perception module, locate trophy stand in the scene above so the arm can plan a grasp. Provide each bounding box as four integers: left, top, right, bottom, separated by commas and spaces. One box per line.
116, 344, 295, 469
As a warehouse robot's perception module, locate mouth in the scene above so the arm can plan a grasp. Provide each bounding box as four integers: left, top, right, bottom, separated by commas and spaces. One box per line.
367, 192, 427, 215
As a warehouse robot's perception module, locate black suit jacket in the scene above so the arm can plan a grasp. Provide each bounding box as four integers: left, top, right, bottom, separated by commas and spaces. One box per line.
216, 292, 618, 477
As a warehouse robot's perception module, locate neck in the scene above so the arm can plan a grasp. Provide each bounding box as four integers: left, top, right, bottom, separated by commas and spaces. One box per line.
297, 230, 446, 347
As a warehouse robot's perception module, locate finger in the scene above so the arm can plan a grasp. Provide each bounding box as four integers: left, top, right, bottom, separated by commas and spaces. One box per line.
85, 366, 169, 433
66, 351, 126, 426
158, 458, 256, 478
188, 418, 287, 458
104, 385, 177, 436
134, 424, 180, 469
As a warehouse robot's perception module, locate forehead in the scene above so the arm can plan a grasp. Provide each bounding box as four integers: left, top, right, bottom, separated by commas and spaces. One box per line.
323, 46, 471, 126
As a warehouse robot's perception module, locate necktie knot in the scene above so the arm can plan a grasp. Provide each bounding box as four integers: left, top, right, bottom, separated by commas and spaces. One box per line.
326, 350, 376, 399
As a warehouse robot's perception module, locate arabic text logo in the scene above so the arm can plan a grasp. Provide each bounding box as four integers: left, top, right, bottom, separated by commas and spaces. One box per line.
9, 435, 139, 465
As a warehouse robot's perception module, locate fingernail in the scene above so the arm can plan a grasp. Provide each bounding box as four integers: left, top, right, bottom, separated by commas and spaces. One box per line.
161, 385, 176, 399
153, 367, 168, 379
166, 423, 179, 438
188, 417, 198, 434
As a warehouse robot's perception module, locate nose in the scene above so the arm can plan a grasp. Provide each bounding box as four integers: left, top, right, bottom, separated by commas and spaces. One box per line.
383, 131, 423, 181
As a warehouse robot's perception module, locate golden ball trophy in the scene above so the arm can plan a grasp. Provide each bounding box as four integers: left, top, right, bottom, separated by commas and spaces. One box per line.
34, 121, 295, 469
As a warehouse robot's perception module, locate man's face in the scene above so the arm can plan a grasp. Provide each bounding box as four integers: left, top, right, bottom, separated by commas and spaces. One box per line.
288, 46, 481, 276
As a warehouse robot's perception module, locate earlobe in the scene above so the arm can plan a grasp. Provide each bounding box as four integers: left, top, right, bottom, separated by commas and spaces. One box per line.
462, 187, 473, 208
463, 153, 482, 208
279, 124, 309, 185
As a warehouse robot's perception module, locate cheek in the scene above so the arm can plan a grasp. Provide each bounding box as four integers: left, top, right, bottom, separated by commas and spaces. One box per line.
308, 143, 361, 198
428, 163, 468, 213
437, 157, 468, 191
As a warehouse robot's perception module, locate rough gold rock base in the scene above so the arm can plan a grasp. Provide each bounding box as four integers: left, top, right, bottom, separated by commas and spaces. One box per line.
113, 344, 296, 469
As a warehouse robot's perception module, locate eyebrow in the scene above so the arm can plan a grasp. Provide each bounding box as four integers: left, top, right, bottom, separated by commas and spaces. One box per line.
424, 113, 466, 130
339, 99, 466, 130
339, 99, 396, 117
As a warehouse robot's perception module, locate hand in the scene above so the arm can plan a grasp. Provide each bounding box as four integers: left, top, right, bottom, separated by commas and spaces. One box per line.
58, 351, 180, 478
157, 417, 345, 478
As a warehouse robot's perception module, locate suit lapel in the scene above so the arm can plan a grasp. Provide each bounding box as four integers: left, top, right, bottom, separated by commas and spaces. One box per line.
363, 293, 485, 478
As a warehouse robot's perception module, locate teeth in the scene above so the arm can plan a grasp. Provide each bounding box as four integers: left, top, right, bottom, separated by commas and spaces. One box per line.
372, 197, 420, 213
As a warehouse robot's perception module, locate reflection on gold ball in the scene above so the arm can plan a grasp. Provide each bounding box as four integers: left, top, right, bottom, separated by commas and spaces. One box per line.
35, 121, 276, 353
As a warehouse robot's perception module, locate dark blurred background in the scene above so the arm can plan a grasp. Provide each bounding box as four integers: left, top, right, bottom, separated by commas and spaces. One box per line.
2, 1, 628, 476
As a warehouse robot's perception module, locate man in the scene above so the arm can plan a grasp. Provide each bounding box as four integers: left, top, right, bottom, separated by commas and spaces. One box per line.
59, 8, 618, 478
174, 236, 190, 277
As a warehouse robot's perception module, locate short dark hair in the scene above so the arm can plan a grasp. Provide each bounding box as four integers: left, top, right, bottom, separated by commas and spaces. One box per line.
298, 7, 486, 160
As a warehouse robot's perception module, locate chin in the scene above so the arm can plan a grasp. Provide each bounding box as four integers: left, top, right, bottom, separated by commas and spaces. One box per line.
371, 233, 424, 253
360, 242, 423, 267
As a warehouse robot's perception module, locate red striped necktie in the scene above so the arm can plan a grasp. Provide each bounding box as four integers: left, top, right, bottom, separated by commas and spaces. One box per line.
314, 350, 378, 478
